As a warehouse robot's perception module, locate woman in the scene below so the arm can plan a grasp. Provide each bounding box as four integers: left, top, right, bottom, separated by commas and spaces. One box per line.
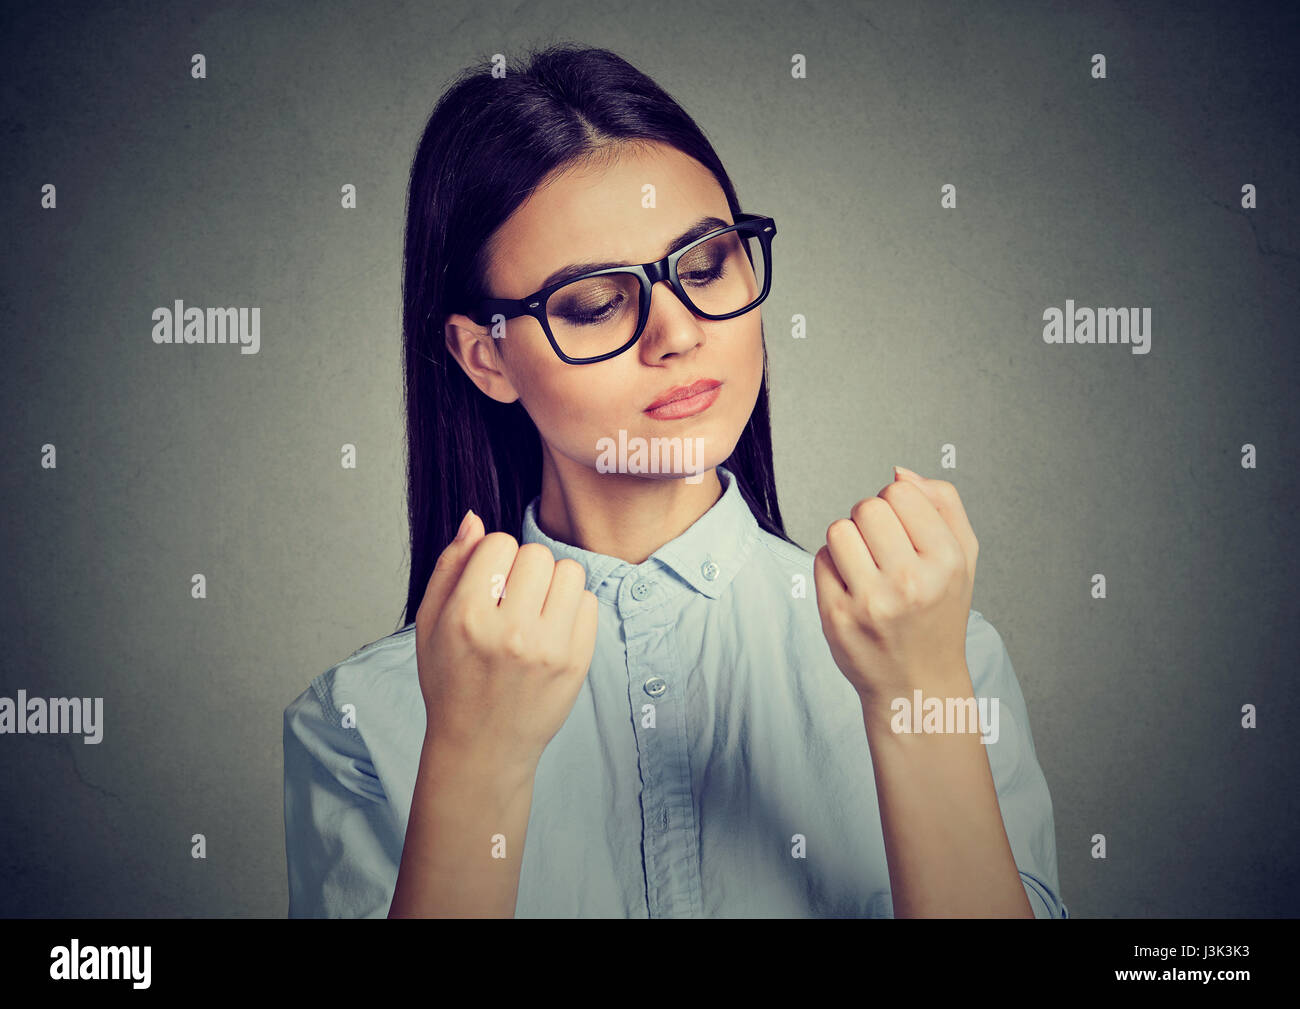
283, 42, 1067, 919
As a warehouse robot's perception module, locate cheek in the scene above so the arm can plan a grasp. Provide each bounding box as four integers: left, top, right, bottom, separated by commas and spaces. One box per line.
515, 358, 625, 453
740, 319, 766, 393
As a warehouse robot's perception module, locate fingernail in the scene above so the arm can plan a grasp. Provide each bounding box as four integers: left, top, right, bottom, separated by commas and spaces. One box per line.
895, 465, 924, 481
453, 508, 474, 542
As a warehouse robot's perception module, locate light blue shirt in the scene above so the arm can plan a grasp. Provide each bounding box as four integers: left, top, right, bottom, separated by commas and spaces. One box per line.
284, 464, 1067, 918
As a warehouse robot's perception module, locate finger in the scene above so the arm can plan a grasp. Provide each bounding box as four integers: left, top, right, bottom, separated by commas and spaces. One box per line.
824, 516, 882, 599
567, 590, 600, 676
541, 557, 588, 626
813, 543, 849, 609
497, 542, 558, 617
930, 482, 979, 577
416, 509, 486, 629
896, 469, 979, 578
878, 479, 954, 557
446, 530, 526, 614
849, 495, 915, 573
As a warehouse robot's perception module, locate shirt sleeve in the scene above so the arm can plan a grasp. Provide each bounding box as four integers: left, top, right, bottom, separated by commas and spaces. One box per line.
283, 676, 402, 918
966, 610, 1069, 919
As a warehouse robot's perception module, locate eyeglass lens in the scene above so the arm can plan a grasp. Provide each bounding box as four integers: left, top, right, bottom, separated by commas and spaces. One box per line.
544, 225, 769, 360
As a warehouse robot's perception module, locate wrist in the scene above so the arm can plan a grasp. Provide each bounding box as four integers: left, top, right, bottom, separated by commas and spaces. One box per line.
420, 732, 538, 800
857, 666, 978, 741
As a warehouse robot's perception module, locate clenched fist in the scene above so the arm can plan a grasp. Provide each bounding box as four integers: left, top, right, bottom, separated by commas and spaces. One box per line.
812, 466, 979, 717
413, 509, 600, 781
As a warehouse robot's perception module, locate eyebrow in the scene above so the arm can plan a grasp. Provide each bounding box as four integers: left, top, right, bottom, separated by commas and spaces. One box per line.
536, 215, 730, 292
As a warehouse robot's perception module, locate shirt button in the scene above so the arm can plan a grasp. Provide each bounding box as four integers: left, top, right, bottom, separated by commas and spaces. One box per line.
643, 676, 667, 698
701, 560, 719, 581
631, 580, 652, 600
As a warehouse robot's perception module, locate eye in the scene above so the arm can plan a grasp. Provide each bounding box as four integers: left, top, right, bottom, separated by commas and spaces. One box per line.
679, 242, 728, 286
555, 290, 628, 326
682, 261, 725, 286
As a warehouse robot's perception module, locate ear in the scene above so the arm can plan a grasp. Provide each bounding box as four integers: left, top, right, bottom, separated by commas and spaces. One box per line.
442, 312, 520, 405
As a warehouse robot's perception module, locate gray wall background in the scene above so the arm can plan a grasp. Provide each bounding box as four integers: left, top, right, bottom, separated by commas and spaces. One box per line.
2, 0, 1297, 917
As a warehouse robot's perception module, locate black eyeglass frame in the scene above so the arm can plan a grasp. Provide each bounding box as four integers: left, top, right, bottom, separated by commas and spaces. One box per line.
466, 213, 777, 364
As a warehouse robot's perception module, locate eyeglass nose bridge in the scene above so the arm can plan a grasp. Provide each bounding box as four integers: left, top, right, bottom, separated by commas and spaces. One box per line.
643, 258, 671, 287
638, 257, 696, 316
628, 257, 703, 352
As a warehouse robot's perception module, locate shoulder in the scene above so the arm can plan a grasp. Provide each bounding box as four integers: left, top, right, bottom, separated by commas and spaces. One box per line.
284, 623, 419, 743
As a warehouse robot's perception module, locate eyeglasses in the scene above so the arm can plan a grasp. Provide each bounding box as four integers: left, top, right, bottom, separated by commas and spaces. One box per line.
467, 213, 776, 364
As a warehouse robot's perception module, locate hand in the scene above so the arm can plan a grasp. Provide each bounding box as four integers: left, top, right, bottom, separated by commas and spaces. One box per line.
413, 510, 600, 781
813, 467, 979, 716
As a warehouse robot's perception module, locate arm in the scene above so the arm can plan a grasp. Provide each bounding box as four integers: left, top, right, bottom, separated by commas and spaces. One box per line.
862, 668, 1033, 918
813, 468, 1066, 918
284, 676, 541, 918
392, 513, 599, 917
387, 735, 537, 918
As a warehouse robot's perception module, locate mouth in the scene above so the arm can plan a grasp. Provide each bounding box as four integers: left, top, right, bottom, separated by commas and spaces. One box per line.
644, 379, 723, 420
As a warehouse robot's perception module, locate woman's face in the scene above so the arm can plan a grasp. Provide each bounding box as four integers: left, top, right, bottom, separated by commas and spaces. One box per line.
444, 140, 765, 483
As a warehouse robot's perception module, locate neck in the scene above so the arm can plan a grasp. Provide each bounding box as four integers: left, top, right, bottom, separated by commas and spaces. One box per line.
535, 444, 724, 563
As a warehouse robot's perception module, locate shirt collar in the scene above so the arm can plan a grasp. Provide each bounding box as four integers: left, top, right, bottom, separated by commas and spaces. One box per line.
520, 464, 758, 603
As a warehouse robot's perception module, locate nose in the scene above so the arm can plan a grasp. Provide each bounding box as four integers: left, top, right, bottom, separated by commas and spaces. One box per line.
639, 280, 704, 360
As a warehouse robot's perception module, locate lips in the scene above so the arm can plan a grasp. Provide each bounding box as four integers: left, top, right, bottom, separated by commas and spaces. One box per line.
645, 378, 722, 411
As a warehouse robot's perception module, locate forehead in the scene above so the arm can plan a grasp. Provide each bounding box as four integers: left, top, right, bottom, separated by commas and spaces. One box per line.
484, 141, 728, 297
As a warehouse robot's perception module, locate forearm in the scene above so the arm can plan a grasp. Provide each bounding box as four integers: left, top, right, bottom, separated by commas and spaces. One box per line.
862, 680, 1033, 919
388, 733, 537, 918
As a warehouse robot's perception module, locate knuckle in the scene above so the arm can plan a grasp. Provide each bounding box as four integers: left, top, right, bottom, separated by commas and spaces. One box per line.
929, 555, 954, 586
853, 497, 888, 521
864, 589, 899, 622
515, 542, 553, 564
452, 603, 481, 642
554, 557, 585, 581
482, 531, 520, 553
896, 566, 927, 604
501, 624, 530, 660
539, 639, 568, 671
827, 516, 858, 542
823, 600, 853, 635
844, 593, 871, 623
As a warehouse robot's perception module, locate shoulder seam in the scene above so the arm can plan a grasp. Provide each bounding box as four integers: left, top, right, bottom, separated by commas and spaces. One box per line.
753, 531, 813, 568
309, 669, 365, 744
